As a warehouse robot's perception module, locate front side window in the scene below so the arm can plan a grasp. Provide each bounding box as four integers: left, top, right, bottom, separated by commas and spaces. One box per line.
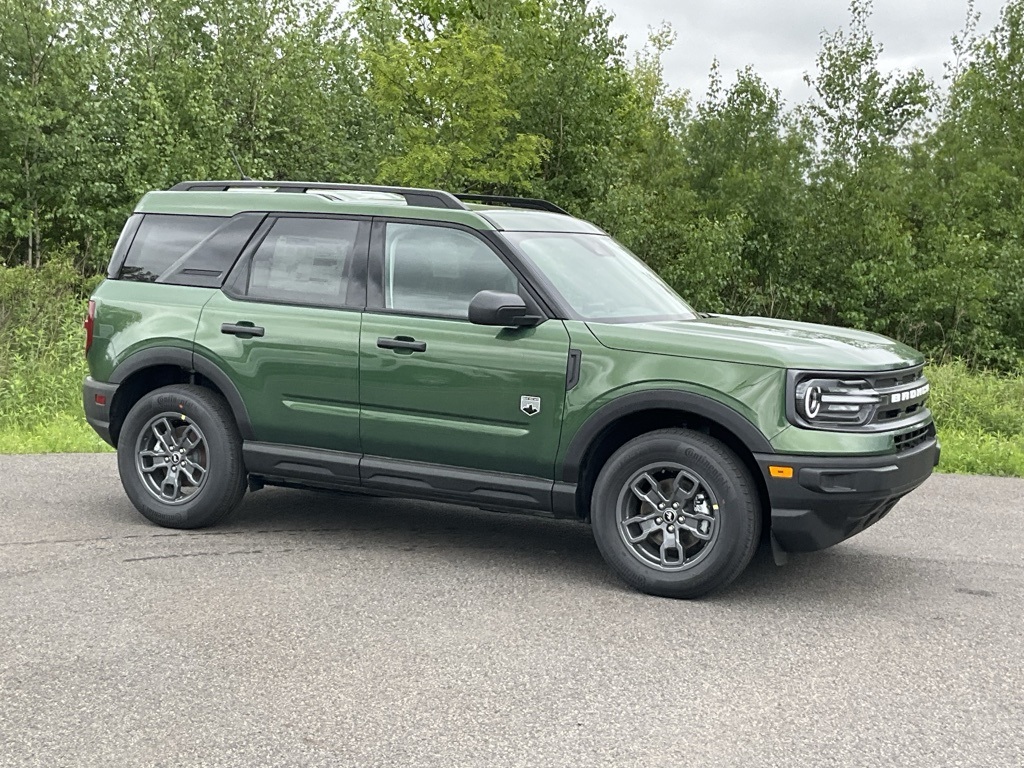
505, 232, 697, 322
383, 222, 518, 318
244, 217, 361, 308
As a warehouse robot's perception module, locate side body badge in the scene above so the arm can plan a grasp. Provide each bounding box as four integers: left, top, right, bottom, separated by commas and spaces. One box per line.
520, 395, 541, 417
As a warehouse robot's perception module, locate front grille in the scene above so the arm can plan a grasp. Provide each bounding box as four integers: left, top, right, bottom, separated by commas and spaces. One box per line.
894, 423, 934, 452
876, 400, 927, 423
865, 365, 930, 427
870, 368, 923, 390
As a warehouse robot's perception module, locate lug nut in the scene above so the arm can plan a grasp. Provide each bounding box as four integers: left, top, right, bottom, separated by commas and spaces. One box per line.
655, 517, 663, 525
658, 503, 665, 509
672, 502, 679, 509
667, 524, 675, 533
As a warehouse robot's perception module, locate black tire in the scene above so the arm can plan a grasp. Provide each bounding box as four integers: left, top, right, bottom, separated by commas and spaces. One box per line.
591, 428, 761, 599
116, 384, 246, 529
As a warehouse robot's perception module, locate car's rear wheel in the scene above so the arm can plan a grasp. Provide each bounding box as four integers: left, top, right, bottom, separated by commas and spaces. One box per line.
591, 428, 761, 598
117, 385, 246, 529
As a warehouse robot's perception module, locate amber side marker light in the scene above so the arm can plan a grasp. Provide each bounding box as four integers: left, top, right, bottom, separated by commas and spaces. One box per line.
769, 466, 794, 479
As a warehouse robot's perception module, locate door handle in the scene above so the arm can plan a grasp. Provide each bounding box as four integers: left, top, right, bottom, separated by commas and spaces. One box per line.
221, 322, 265, 338
377, 336, 426, 353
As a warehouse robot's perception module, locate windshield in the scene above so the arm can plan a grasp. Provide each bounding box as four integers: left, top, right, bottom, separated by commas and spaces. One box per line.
505, 232, 697, 322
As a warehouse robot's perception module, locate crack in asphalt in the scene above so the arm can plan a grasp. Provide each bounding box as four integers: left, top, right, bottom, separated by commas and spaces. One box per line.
0, 527, 405, 549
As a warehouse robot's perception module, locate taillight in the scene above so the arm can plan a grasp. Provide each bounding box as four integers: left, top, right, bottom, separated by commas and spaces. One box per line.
84, 300, 95, 355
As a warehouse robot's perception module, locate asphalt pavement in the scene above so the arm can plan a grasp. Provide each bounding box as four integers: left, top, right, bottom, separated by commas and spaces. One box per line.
1, 454, 1022, 767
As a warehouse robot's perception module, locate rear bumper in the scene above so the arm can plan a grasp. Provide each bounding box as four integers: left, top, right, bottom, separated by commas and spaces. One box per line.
755, 437, 940, 552
83, 376, 119, 447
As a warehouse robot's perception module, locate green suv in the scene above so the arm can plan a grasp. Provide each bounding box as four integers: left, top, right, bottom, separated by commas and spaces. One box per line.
83, 181, 939, 598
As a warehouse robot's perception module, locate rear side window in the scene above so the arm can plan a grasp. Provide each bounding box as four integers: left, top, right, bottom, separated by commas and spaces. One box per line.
120, 215, 226, 283
241, 217, 363, 308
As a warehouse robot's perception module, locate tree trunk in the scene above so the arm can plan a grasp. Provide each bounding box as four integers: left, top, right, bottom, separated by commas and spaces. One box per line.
24, 157, 32, 267
33, 206, 40, 268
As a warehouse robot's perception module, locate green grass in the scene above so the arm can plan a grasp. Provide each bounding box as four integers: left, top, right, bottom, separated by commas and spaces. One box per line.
1, 260, 109, 454
0, 413, 113, 453
927, 361, 1024, 477
933, 428, 1024, 476
1, 261, 1022, 476
4, 360, 1022, 477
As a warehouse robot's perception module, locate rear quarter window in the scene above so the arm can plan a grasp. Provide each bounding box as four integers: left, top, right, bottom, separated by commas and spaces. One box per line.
106, 214, 144, 279
119, 214, 226, 283
160, 213, 265, 287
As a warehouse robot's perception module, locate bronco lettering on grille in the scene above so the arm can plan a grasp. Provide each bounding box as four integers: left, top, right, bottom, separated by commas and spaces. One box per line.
890, 383, 930, 404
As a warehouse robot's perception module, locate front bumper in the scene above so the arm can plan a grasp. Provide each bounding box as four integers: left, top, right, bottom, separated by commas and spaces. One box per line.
83, 376, 119, 447
754, 437, 940, 552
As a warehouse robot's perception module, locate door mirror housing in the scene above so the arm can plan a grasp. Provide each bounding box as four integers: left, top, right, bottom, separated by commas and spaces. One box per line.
468, 290, 541, 328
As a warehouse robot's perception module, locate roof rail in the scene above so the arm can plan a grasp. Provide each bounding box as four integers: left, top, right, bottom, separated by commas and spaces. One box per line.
454, 193, 569, 216
168, 180, 469, 210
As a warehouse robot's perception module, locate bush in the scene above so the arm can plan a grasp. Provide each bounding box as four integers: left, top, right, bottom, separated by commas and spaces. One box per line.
928, 361, 1024, 476
0, 258, 102, 440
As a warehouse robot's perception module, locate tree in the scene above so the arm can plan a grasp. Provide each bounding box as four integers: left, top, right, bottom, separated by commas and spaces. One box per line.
798, 0, 932, 334
0, 0, 108, 267
908, 0, 1024, 366
678, 64, 812, 315
361, 19, 546, 189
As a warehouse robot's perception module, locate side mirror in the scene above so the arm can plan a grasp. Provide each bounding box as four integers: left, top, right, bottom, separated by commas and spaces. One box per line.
468, 290, 541, 328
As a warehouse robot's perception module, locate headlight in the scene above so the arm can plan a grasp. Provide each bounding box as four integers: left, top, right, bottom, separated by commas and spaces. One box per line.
792, 376, 882, 427
787, 366, 931, 431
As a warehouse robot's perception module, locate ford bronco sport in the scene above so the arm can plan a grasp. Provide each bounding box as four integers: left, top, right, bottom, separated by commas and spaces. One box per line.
83, 181, 940, 598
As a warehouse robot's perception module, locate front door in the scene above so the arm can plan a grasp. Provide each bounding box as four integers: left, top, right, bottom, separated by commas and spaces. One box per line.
196, 214, 369, 453
360, 220, 571, 479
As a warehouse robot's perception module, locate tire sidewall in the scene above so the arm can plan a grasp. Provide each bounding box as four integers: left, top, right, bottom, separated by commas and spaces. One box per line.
117, 386, 241, 528
591, 432, 759, 597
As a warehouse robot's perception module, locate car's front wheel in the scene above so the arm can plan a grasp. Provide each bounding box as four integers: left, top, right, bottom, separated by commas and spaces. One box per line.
116, 384, 246, 529
591, 428, 761, 598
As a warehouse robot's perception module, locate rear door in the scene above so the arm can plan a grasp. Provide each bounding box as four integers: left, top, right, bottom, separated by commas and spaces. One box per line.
195, 214, 369, 454
359, 219, 571, 480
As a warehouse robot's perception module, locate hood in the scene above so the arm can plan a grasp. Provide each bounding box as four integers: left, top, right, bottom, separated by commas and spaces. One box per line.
586, 315, 925, 371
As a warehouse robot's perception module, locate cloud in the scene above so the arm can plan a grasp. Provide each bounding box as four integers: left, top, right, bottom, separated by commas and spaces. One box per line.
600, 0, 1006, 102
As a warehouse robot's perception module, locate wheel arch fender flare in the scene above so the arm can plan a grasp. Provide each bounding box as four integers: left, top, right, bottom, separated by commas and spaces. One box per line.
108, 346, 255, 440
560, 389, 775, 484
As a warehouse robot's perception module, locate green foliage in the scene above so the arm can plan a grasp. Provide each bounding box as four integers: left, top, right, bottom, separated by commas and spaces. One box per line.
1, 0, 1022, 370
805, 0, 932, 165
0, 0, 113, 268
364, 21, 546, 188
102, 0, 378, 188
499, 0, 634, 206
932, 429, 1024, 477
0, 259, 113, 452
0, 259, 96, 428
675, 66, 812, 316
2, 0, 1024, 469
928, 360, 1024, 441
928, 361, 1024, 476
905, 0, 1024, 369
0, 0, 380, 272
0, 415, 113, 454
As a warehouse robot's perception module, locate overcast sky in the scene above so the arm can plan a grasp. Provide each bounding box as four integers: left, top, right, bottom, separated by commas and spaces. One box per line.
598, 0, 1007, 104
